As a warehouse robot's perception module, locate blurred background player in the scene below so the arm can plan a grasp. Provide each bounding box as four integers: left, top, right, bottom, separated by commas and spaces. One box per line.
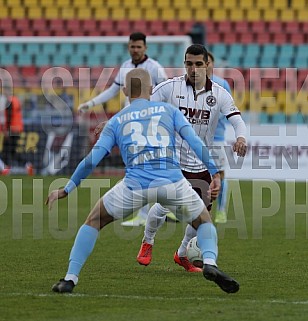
78, 31, 176, 226
207, 52, 232, 224
0, 84, 33, 175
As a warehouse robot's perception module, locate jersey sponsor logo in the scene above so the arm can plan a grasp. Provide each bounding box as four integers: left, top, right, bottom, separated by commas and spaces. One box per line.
176, 95, 185, 99
179, 106, 210, 125
206, 95, 216, 106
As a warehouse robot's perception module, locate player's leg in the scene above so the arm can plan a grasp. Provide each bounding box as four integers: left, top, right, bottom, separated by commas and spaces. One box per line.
164, 178, 239, 293
215, 170, 228, 223
52, 181, 142, 293
136, 203, 169, 265
121, 204, 149, 226
172, 170, 211, 272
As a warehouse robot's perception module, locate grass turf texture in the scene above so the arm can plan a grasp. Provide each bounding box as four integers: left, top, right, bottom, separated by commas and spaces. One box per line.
0, 176, 308, 321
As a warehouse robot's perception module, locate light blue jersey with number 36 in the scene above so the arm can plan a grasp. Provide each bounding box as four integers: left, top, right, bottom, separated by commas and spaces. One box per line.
64, 98, 218, 193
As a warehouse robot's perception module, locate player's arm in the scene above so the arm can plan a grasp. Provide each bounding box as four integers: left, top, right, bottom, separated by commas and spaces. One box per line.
220, 92, 247, 157
78, 82, 121, 113
46, 124, 116, 209
227, 115, 247, 157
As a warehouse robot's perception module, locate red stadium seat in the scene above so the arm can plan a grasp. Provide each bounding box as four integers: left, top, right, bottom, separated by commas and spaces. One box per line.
19, 30, 35, 36
49, 19, 65, 32
289, 33, 305, 45
222, 32, 238, 44
268, 21, 283, 33
0, 18, 14, 31
217, 20, 233, 33
284, 21, 300, 34
272, 33, 288, 45
166, 20, 182, 35
238, 32, 254, 44
131, 20, 148, 32
181, 20, 195, 33
36, 30, 51, 36
206, 32, 221, 44
115, 20, 131, 35
148, 20, 165, 35
97, 19, 115, 35
250, 21, 266, 34
66, 19, 81, 33
234, 21, 250, 33
15, 19, 31, 31
255, 33, 271, 44
82, 19, 98, 33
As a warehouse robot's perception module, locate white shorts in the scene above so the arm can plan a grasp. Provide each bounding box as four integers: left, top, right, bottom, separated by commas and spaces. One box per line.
103, 178, 205, 223
212, 141, 227, 171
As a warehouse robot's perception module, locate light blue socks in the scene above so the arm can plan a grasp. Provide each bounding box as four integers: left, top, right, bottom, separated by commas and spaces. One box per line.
197, 222, 218, 266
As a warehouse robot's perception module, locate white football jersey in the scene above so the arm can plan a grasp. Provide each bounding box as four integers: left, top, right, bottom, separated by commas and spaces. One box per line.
151, 75, 241, 173
114, 56, 167, 87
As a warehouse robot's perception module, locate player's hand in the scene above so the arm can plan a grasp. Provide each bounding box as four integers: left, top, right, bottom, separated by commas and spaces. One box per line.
78, 102, 90, 113
233, 137, 247, 157
208, 172, 221, 200
94, 121, 107, 138
45, 188, 68, 210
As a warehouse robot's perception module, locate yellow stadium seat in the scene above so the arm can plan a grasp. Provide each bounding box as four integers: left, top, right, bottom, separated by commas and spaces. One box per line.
92, 7, 109, 19
106, 0, 121, 8
246, 8, 261, 21
139, 1, 153, 9
212, 8, 228, 21
89, 0, 104, 7
292, 0, 306, 9
263, 9, 278, 21
173, 0, 187, 9
229, 8, 245, 21
144, 8, 159, 20
24, 0, 39, 6
123, 0, 138, 7
76, 6, 92, 19
189, 0, 203, 9
54, 0, 70, 6
0, 6, 8, 18
128, 8, 143, 20
177, 8, 193, 21
61, 7, 76, 19
156, 0, 171, 8
221, 0, 237, 9
73, 0, 88, 6
204, 0, 222, 9
272, 0, 287, 9
255, 0, 271, 9
280, 9, 295, 21
194, 8, 211, 21
161, 8, 176, 20
7, 0, 21, 5
10, 7, 26, 19
238, 0, 254, 9
111, 8, 126, 20
297, 9, 308, 22
43, 7, 60, 19
27, 7, 43, 19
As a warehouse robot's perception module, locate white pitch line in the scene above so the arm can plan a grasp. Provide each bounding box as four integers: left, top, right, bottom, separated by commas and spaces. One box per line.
1, 292, 308, 305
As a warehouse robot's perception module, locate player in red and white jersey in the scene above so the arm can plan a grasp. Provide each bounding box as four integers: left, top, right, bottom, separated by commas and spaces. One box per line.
137, 44, 247, 272
78, 32, 167, 112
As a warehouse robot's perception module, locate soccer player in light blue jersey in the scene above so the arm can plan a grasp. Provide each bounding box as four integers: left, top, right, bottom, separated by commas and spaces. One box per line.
208, 52, 232, 224
46, 69, 239, 294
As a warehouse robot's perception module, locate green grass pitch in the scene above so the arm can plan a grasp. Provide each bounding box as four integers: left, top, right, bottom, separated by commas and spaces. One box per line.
0, 176, 307, 321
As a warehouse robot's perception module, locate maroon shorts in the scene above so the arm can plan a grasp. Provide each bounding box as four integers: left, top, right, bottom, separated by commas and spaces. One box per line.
182, 170, 212, 211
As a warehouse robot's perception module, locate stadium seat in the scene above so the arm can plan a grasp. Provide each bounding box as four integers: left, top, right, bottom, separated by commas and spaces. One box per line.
25, 43, 41, 55
194, 9, 211, 21
280, 9, 295, 21
255, 0, 271, 9
10, 7, 26, 19
238, 0, 254, 10
144, 8, 159, 20
229, 8, 245, 21
173, 0, 187, 8
66, 19, 81, 33
255, 33, 271, 44
212, 9, 228, 21
246, 8, 261, 21
128, 8, 143, 20
292, 0, 306, 9
211, 44, 227, 60
268, 21, 283, 34
27, 7, 42, 19
272, 33, 288, 45
284, 21, 299, 34
297, 9, 308, 22
238, 33, 254, 44
242, 55, 258, 68
250, 21, 266, 34
178, 8, 192, 21
166, 21, 181, 35
16, 54, 33, 66
289, 34, 305, 45
222, 32, 238, 44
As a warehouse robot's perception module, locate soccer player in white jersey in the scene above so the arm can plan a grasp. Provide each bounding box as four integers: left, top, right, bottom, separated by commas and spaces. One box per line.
78, 32, 167, 112
136, 44, 247, 272
207, 51, 232, 224
78, 32, 174, 226
46, 69, 240, 294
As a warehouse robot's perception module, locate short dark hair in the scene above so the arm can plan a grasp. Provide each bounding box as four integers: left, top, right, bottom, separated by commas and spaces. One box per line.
185, 44, 208, 62
207, 51, 214, 62
129, 32, 146, 44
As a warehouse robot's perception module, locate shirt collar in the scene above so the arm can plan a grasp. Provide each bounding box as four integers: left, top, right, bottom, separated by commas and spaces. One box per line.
132, 55, 148, 67
185, 75, 212, 92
